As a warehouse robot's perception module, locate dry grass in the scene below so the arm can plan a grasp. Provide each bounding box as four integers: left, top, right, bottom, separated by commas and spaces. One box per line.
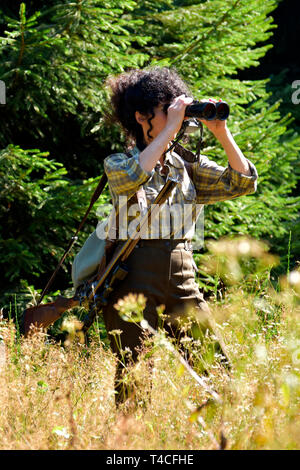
0, 236, 299, 450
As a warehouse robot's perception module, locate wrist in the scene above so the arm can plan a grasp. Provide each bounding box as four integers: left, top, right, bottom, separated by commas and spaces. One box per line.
162, 124, 177, 141
213, 126, 231, 142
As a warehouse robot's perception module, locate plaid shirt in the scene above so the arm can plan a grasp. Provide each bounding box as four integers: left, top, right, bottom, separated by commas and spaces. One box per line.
103, 145, 258, 241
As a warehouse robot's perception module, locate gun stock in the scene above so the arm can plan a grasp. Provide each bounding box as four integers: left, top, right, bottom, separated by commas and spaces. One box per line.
22, 296, 79, 337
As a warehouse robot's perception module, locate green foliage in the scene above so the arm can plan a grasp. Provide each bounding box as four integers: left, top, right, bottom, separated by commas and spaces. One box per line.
0, 0, 299, 301
0, 144, 109, 289
0, 0, 150, 176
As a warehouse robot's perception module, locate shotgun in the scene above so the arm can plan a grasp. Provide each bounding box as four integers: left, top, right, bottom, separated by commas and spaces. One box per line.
21, 176, 179, 337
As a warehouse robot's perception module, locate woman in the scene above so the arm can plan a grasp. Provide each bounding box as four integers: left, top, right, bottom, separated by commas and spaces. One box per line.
102, 67, 258, 405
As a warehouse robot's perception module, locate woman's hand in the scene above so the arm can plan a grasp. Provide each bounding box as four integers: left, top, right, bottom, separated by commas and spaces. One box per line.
199, 98, 251, 175
199, 98, 229, 139
165, 94, 194, 136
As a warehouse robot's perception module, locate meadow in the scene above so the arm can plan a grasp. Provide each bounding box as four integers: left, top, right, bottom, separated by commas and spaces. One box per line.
0, 236, 299, 450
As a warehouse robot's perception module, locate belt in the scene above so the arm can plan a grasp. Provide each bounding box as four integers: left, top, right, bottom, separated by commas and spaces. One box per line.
135, 239, 193, 251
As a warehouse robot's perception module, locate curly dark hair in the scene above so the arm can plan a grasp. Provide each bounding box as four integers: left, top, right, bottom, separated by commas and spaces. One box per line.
106, 67, 192, 150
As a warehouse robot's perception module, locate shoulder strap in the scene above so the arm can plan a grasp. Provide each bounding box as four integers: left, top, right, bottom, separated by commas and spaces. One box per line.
38, 173, 108, 304
172, 142, 196, 179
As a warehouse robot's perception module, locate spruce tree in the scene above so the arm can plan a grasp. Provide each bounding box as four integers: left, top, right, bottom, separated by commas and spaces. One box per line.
0, 0, 299, 298
0, 0, 150, 176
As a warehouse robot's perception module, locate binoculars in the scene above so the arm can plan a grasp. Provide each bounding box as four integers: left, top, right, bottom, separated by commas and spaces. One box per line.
185, 100, 229, 121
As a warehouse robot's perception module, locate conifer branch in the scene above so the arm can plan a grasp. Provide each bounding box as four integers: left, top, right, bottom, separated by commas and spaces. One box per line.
13, 3, 26, 88
170, 0, 242, 65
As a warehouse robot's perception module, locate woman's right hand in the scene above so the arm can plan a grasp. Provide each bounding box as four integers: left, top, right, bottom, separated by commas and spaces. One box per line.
165, 94, 193, 136
138, 95, 193, 173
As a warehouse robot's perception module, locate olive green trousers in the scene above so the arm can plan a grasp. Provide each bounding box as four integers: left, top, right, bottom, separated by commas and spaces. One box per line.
101, 239, 229, 405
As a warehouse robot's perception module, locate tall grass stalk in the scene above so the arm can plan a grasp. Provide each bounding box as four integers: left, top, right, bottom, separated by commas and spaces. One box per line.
287, 230, 292, 277
0, 236, 299, 450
